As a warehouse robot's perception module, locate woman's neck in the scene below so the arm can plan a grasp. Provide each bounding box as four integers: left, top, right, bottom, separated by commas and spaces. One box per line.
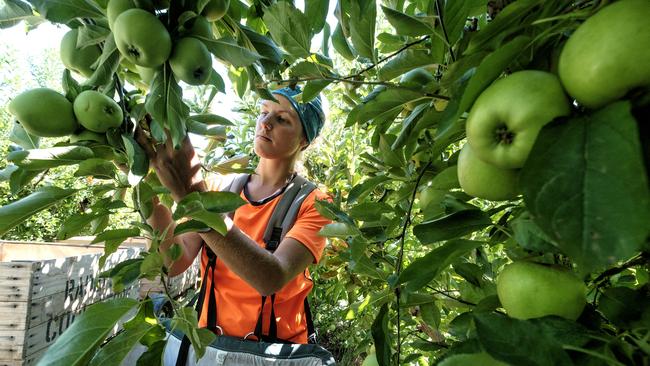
253, 158, 296, 189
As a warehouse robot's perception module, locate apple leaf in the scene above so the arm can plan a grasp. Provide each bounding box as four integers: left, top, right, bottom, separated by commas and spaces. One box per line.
26, 0, 104, 24
202, 36, 263, 67
371, 304, 391, 366
331, 23, 355, 60
521, 101, 650, 272
85, 32, 120, 87
88, 301, 164, 366
0, 186, 78, 236
413, 210, 492, 244
7, 146, 94, 170
443, 0, 469, 46
378, 49, 437, 81
397, 239, 484, 292
262, 1, 311, 58
37, 298, 138, 366
0, 0, 33, 29
474, 313, 591, 366
348, 0, 376, 61
380, 5, 434, 37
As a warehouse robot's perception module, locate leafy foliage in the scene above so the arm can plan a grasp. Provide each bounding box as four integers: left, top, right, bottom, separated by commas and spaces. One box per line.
1, 0, 649, 365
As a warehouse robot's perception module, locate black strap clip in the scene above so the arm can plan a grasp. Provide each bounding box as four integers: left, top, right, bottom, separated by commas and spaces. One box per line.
265, 227, 283, 252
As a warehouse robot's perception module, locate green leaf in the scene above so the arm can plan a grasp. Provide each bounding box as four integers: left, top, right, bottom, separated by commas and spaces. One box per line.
348, 0, 376, 60
521, 102, 650, 271
58, 212, 103, 240
510, 212, 559, 253
188, 113, 234, 126
37, 298, 138, 366
371, 304, 391, 366
378, 49, 436, 81
75, 158, 116, 180
289, 60, 334, 79
331, 23, 355, 60
207, 68, 225, 93
464, 0, 541, 55
85, 32, 120, 87
9, 121, 40, 149
177, 191, 246, 214
305, 0, 329, 34
240, 25, 283, 70
302, 80, 331, 102
381, 5, 434, 37
0, 165, 19, 181
26, 0, 104, 24
8, 167, 41, 194
76, 23, 109, 48
0, 186, 77, 236
443, 0, 469, 46
474, 313, 589, 366
0, 0, 33, 29
174, 219, 210, 235
7, 146, 94, 170
62, 69, 82, 100
101, 258, 143, 291
140, 252, 164, 280
598, 287, 648, 329
91, 228, 140, 246
122, 134, 149, 186
457, 35, 531, 116
319, 222, 360, 238
202, 36, 263, 67
397, 239, 483, 291
88, 302, 162, 366
347, 175, 390, 203
262, 1, 312, 58
351, 88, 424, 126
413, 210, 492, 244
187, 120, 226, 140
166, 75, 189, 149
349, 202, 393, 222
170, 307, 216, 359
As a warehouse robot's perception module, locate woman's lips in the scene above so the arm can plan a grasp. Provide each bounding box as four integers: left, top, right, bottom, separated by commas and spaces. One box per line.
257, 135, 272, 142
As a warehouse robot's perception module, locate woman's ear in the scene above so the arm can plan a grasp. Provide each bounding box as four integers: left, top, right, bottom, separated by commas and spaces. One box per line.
300, 137, 309, 151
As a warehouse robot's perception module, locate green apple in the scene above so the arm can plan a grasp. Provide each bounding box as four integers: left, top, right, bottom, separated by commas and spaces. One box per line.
70, 129, 108, 144
8, 88, 78, 137
169, 37, 212, 85
181, 15, 213, 39
558, 0, 650, 109
439, 352, 508, 366
135, 65, 157, 87
73, 90, 123, 133
457, 144, 519, 201
113, 9, 172, 67
466, 70, 571, 169
202, 0, 230, 21
497, 261, 587, 320
60, 29, 102, 77
106, 0, 135, 30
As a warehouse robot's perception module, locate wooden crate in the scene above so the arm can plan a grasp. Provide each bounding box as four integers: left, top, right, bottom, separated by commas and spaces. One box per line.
57, 236, 201, 299
0, 241, 141, 366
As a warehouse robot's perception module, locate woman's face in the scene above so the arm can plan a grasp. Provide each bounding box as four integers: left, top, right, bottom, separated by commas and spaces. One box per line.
254, 95, 307, 160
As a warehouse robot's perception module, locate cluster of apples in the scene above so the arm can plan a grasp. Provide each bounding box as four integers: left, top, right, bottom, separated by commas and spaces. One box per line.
457, 0, 649, 202
7, 0, 230, 143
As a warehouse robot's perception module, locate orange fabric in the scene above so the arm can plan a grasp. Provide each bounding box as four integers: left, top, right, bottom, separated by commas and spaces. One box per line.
197, 175, 331, 343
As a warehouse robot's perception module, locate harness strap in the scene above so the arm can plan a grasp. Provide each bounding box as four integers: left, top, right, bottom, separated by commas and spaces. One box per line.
175, 248, 217, 366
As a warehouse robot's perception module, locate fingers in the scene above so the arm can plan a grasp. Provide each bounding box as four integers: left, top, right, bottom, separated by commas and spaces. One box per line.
135, 124, 157, 160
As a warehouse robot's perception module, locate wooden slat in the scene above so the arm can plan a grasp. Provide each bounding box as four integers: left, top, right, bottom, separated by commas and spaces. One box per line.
23, 286, 140, 359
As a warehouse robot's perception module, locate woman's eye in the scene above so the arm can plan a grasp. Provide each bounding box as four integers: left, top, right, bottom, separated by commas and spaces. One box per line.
277, 116, 285, 123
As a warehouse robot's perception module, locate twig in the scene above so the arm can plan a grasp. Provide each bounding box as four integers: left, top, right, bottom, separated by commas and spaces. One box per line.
31, 169, 50, 189
344, 36, 431, 80
434, 0, 456, 62
590, 253, 649, 285
395, 161, 433, 362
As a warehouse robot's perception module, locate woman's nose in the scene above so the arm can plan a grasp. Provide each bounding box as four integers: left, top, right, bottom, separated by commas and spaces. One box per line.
260, 114, 273, 130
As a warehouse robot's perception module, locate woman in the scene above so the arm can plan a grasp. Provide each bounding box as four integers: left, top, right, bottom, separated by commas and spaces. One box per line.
138, 87, 331, 344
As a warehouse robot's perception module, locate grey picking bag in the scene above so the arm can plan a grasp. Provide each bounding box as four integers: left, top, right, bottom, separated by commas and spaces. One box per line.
166, 174, 336, 365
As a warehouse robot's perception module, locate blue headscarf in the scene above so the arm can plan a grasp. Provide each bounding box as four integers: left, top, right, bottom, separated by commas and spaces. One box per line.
271, 86, 325, 144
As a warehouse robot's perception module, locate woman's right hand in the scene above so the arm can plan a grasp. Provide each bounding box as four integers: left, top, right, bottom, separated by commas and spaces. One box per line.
135, 125, 207, 202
